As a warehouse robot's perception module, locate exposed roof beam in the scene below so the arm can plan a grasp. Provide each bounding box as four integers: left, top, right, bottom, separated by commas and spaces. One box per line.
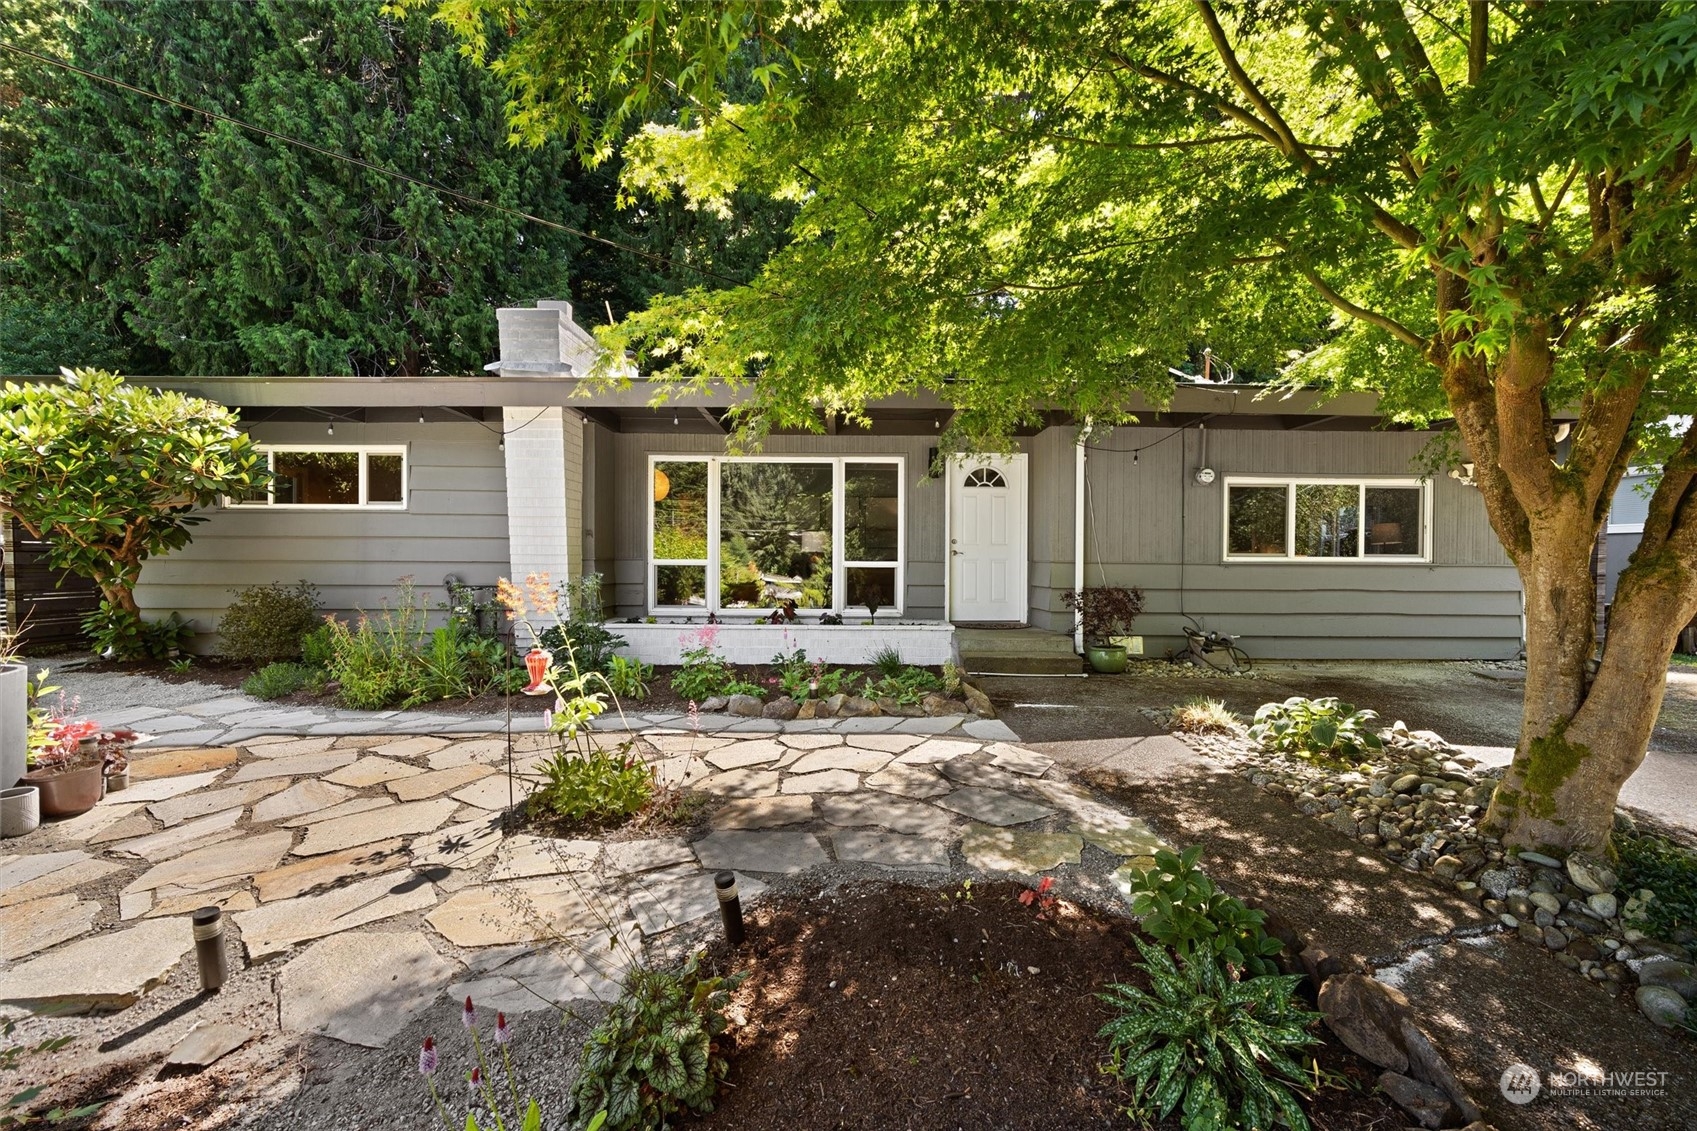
697, 406, 728, 433
1289, 414, 1347, 431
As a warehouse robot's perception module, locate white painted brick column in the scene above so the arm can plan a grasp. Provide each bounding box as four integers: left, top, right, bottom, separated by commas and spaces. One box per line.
503, 407, 571, 589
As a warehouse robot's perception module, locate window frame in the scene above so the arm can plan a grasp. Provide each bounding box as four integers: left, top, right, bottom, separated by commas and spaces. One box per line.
1221, 476, 1431, 563
647, 454, 906, 618
226, 444, 410, 510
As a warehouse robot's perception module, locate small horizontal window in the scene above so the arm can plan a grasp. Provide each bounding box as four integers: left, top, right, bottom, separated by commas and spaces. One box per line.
1224, 478, 1427, 562
229, 446, 408, 508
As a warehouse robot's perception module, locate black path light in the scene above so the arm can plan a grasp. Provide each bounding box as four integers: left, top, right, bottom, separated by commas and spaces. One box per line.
715, 871, 745, 945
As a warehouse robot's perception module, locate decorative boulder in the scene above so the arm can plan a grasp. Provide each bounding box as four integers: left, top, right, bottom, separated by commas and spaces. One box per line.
1316, 974, 1413, 1073
726, 694, 764, 718
762, 697, 800, 721
839, 696, 881, 718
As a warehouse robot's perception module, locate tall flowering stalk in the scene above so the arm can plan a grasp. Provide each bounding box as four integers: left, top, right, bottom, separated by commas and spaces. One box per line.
496, 571, 615, 744
420, 997, 546, 1131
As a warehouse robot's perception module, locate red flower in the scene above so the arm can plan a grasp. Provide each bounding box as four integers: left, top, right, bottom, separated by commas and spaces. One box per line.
494, 1011, 511, 1046
462, 994, 476, 1030
418, 1036, 437, 1077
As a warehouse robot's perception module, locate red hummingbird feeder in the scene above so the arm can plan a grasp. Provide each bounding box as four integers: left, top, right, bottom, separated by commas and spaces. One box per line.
522, 647, 553, 695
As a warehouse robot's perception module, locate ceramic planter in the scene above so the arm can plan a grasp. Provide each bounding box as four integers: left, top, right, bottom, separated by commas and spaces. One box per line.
23, 764, 104, 818
0, 785, 39, 837
0, 662, 25, 789
105, 768, 130, 792
1085, 643, 1130, 674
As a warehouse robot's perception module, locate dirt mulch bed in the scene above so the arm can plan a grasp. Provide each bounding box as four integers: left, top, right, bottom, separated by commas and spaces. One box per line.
687, 881, 1400, 1131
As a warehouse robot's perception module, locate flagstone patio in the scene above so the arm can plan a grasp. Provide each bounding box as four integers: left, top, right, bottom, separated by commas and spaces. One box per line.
0, 712, 1169, 1109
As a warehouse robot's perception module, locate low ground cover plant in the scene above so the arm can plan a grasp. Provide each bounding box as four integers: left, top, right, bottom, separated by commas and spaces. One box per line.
241, 662, 322, 700
1100, 939, 1319, 1131
569, 953, 743, 1131
605, 656, 653, 700
1617, 831, 1697, 937
1171, 697, 1240, 734
1121, 846, 1284, 977
219, 581, 321, 661
671, 636, 737, 702
528, 743, 655, 827
862, 665, 943, 705
1248, 696, 1383, 760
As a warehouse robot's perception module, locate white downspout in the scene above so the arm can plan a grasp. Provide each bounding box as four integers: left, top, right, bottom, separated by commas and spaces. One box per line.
1074, 423, 1087, 654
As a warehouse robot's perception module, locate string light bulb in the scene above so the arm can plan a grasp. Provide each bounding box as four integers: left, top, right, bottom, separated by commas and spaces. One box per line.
1133, 450, 1139, 466
418, 411, 425, 424
933, 416, 940, 430
326, 422, 334, 436
673, 411, 679, 426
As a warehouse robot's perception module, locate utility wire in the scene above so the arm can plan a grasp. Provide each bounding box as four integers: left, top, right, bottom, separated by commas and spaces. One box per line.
0, 39, 758, 292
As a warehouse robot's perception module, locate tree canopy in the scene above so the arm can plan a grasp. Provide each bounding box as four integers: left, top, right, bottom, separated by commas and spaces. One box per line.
440, 0, 1697, 854
0, 0, 790, 376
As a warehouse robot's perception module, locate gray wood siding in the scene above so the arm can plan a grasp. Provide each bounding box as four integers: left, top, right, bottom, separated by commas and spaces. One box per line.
137, 421, 509, 647
1027, 424, 1523, 659
598, 432, 949, 619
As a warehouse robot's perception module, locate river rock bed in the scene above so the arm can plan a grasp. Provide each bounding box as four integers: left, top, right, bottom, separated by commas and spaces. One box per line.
1149, 707, 1697, 1033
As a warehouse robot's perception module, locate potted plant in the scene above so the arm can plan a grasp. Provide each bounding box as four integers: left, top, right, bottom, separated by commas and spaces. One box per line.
1062, 586, 1146, 674
0, 783, 39, 837
99, 728, 137, 791
19, 677, 127, 818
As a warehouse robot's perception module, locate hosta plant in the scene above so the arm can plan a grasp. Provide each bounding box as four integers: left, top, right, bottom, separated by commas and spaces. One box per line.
569, 953, 744, 1131
1248, 696, 1384, 760
1122, 847, 1284, 977
1100, 939, 1319, 1131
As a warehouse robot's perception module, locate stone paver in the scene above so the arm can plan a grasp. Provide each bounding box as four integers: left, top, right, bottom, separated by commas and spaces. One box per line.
245, 736, 337, 759
787, 748, 893, 775
710, 795, 815, 829
145, 886, 257, 920
279, 796, 394, 828
644, 734, 730, 755
862, 763, 953, 800
985, 742, 1056, 778
164, 1023, 253, 1069
962, 718, 1019, 742
704, 738, 786, 771
425, 878, 614, 948
935, 787, 1054, 827
149, 779, 292, 827
253, 839, 407, 902
410, 814, 505, 870
602, 838, 696, 875
937, 756, 1026, 791
819, 793, 956, 837
386, 763, 493, 803
294, 798, 460, 856
129, 747, 240, 781
960, 825, 1084, 873
450, 774, 538, 812
450, 944, 629, 1011
0, 919, 195, 1012
117, 770, 228, 803
777, 734, 842, 750
87, 813, 158, 846
693, 768, 781, 798
0, 850, 91, 892
831, 829, 949, 870
228, 750, 357, 783
487, 836, 600, 881
0, 894, 101, 960
0, 858, 123, 908
33, 803, 145, 844
111, 808, 245, 861
896, 738, 980, 765
625, 867, 768, 936
692, 830, 829, 874
425, 739, 510, 769
252, 780, 356, 824
1075, 819, 1167, 858
368, 736, 451, 760
280, 931, 458, 1047
234, 870, 439, 961
832, 716, 899, 733
780, 769, 860, 794
123, 831, 293, 895
323, 757, 425, 788
845, 734, 924, 753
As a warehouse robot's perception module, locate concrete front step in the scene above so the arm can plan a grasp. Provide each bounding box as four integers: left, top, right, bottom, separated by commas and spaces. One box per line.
956, 627, 1081, 675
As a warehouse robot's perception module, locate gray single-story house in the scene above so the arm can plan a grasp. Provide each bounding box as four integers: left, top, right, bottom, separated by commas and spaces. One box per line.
133, 300, 1525, 666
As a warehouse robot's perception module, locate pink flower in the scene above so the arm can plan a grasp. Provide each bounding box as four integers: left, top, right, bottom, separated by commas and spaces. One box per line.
419, 1036, 437, 1076
494, 1012, 511, 1046
462, 995, 476, 1030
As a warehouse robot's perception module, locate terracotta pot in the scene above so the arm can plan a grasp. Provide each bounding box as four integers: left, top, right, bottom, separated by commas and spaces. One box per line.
1, 785, 39, 837
23, 764, 105, 818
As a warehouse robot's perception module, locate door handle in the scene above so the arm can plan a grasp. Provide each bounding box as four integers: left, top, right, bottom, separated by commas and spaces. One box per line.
951, 549, 963, 556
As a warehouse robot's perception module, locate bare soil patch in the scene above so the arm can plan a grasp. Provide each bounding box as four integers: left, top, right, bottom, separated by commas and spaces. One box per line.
687, 881, 1400, 1131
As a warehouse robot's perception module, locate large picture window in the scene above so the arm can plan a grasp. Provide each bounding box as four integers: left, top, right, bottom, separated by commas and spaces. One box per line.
1224, 478, 1428, 562
649, 456, 905, 615
229, 445, 407, 508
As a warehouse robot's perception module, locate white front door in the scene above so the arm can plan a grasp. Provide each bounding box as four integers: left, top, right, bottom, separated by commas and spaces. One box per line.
949, 454, 1028, 623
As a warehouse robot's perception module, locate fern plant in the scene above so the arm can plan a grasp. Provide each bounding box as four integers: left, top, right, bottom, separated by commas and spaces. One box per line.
569, 954, 744, 1131
1100, 939, 1319, 1131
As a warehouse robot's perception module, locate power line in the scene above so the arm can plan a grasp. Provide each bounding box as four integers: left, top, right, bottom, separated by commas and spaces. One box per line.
0, 38, 759, 292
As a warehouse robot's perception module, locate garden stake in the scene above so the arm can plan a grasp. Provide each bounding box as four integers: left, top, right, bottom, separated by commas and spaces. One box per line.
715, 871, 745, 945
191, 906, 228, 992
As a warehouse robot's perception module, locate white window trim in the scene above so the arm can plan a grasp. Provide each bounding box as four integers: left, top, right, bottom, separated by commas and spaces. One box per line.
1607, 522, 1646, 535
648, 454, 906, 618
226, 444, 410, 510
1222, 476, 1432, 563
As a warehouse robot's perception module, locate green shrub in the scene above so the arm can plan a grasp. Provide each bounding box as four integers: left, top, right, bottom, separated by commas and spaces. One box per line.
242, 662, 315, 700
218, 581, 321, 661
300, 623, 335, 668
1100, 938, 1319, 1131
1121, 846, 1284, 977
529, 744, 655, 826
671, 644, 736, 702
322, 585, 429, 709
81, 604, 195, 661
723, 679, 763, 698
606, 655, 653, 700
1617, 832, 1697, 937
569, 952, 744, 1131
869, 644, 905, 679
864, 665, 944, 705
539, 621, 626, 675
1248, 696, 1383, 760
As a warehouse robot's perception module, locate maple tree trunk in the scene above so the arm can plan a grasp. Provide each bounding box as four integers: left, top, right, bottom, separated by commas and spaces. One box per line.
1484, 525, 1697, 854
